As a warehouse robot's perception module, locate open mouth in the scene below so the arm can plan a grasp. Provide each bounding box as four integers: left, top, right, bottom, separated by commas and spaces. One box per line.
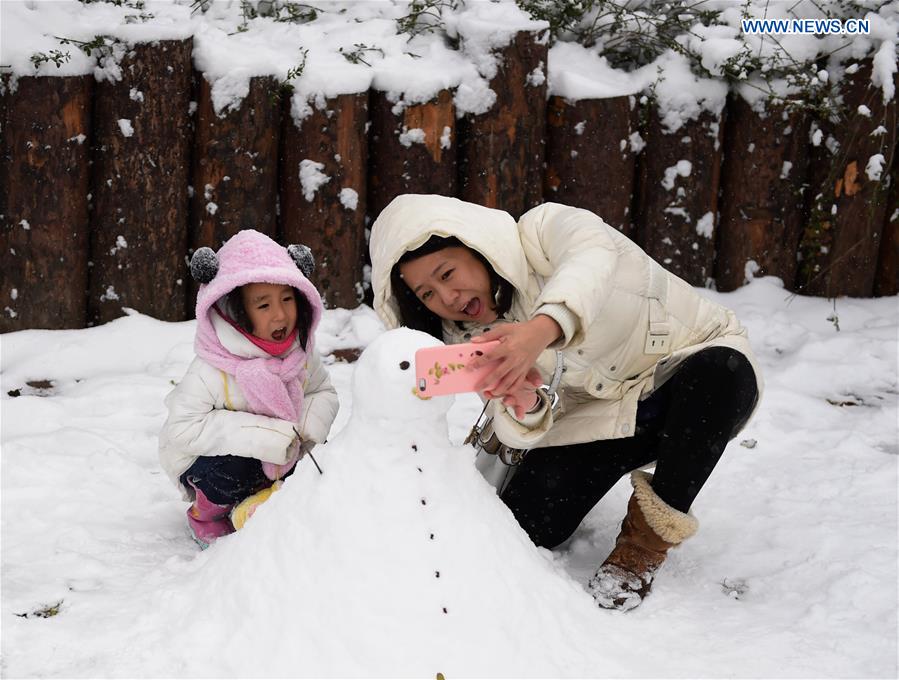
462, 298, 481, 318
271, 327, 287, 341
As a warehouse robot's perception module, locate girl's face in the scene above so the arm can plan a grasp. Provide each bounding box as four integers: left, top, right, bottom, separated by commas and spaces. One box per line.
240, 282, 297, 341
398, 246, 498, 325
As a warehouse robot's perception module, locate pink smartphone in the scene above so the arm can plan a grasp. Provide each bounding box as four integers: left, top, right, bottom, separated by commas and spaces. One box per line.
414, 341, 501, 397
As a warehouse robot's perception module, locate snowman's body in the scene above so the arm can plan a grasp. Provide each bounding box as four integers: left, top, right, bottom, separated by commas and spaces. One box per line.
155, 329, 612, 677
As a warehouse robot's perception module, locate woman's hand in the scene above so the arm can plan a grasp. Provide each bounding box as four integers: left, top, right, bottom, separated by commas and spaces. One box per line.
496, 367, 544, 418
469, 315, 561, 398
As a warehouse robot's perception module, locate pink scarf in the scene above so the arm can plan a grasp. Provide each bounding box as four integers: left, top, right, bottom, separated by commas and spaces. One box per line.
196, 308, 308, 423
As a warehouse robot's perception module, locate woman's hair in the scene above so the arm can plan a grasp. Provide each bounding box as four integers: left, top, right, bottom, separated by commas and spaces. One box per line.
227, 286, 314, 349
389, 235, 514, 339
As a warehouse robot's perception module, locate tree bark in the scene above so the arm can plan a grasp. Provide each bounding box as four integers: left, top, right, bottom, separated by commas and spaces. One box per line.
1, 75, 92, 331
88, 39, 192, 325
796, 60, 898, 297
634, 107, 724, 286
545, 94, 639, 236
873, 160, 898, 296
458, 30, 548, 218
280, 93, 368, 309
716, 97, 810, 291
368, 89, 456, 220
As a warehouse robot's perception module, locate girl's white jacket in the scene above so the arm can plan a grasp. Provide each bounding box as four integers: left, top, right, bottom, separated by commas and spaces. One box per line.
370, 196, 763, 454
158, 316, 339, 500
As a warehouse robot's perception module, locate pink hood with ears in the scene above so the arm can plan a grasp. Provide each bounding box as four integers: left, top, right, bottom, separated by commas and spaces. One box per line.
193, 229, 324, 424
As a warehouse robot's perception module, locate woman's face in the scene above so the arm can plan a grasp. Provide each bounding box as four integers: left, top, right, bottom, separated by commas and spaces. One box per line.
398, 246, 498, 325
240, 282, 297, 341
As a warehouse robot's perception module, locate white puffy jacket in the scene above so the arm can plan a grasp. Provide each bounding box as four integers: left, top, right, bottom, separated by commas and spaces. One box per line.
159, 314, 339, 500
370, 196, 762, 452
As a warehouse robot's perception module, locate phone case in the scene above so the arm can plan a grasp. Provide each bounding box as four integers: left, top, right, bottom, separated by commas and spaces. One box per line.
414, 341, 501, 397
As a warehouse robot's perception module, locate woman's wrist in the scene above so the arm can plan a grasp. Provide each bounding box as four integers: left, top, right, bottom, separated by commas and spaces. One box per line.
526, 390, 543, 414
530, 314, 563, 347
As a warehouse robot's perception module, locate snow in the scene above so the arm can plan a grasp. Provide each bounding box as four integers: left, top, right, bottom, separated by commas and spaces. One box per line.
628, 131, 646, 153
298, 159, 330, 202
661, 159, 693, 190
2, 0, 895, 131
398, 126, 426, 148
866, 153, 886, 181
117, 118, 134, 137
2, 278, 896, 677
338, 187, 359, 211
695, 211, 715, 239
548, 42, 654, 101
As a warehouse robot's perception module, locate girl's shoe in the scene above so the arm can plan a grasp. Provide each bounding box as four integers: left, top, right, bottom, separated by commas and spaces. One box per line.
186, 484, 235, 550
230, 481, 282, 530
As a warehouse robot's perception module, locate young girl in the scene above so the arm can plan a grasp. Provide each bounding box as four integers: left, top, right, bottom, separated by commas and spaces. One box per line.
159, 229, 339, 549
369, 194, 762, 611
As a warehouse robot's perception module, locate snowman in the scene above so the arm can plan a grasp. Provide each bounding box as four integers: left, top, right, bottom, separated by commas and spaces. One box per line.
149, 329, 615, 677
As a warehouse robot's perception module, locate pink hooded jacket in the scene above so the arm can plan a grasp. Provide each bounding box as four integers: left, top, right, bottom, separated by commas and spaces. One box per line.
158, 230, 339, 497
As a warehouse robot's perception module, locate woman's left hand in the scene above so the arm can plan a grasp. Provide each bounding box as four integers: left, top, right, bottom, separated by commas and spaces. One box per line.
468, 315, 562, 398
497, 367, 544, 418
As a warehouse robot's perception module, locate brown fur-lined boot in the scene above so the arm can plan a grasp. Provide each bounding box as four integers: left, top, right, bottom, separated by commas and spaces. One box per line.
588, 470, 698, 611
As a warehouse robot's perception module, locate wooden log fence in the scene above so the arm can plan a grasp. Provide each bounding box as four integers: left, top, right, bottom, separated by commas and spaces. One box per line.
634, 108, 725, 287
1, 74, 93, 332
88, 39, 193, 325
715, 98, 810, 291
796, 61, 898, 297
458, 30, 548, 218
367, 89, 457, 219
280, 93, 368, 309
545, 95, 640, 238
189, 73, 280, 310
2, 41, 897, 333
874, 160, 898, 296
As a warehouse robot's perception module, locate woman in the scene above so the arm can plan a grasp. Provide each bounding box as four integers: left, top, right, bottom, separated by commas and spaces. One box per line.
369, 194, 761, 611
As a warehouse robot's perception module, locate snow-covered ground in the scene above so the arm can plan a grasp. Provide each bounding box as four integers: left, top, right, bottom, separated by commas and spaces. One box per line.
1, 276, 896, 677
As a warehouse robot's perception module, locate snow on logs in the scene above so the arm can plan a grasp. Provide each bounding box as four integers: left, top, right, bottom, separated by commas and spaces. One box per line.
368, 89, 457, 220
715, 99, 810, 292
88, 40, 193, 325
189, 74, 280, 309
3, 38, 898, 332
544, 95, 640, 238
280, 93, 368, 309
0, 73, 93, 331
633, 107, 725, 287
797, 60, 898, 298
458, 30, 548, 219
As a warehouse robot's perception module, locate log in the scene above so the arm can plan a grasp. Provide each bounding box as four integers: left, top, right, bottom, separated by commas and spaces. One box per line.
873, 161, 898, 296
634, 107, 724, 286
715, 96, 810, 291
796, 60, 898, 297
191, 74, 280, 250
1, 75, 92, 331
545, 94, 639, 236
368, 89, 457, 219
88, 39, 192, 325
458, 30, 548, 218
280, 92, 368, 309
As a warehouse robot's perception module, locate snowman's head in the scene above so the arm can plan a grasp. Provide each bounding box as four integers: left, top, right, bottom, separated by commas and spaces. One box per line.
351, 328, 453, 423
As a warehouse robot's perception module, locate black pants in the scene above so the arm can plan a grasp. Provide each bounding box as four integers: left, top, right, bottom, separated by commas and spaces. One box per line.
180, 455, 274, 506
500, 347, 759, 549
